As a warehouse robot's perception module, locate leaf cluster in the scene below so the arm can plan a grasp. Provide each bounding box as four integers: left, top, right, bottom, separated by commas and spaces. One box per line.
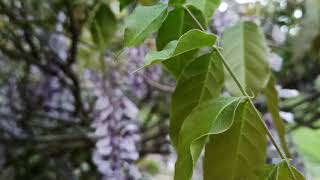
123, 0, 306, 179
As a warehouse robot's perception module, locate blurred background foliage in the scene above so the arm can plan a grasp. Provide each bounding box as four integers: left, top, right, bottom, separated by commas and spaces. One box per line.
0, 0, 319, 179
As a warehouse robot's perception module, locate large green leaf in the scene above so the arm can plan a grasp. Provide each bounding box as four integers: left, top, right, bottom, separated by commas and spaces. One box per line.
264, 75, 291, 157
124, 3, 168, 47
174, 97, 246, 180
145, 29, 216, 66
221, 21, 271, 97
170, 51, 224, 148
186, 0, 220, 24
264, 161, 305, 180
155, 6, 207, 78
203, 103, 267, 180
90, 3, 116, 49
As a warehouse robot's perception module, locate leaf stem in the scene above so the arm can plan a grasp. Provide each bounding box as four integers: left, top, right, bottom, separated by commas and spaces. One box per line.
216, 50, 297, 180
184, 5, 206, 32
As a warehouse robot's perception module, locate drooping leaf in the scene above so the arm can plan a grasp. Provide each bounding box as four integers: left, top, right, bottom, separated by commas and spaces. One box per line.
170, 51, 224, 148
124, 3, 168, 47
145, 29, 216, 66
174, 97, 247, 180
90, 3, 116, 49
186, 0, 220, 24
156, 6, 207, 78
203, 103, 267, 180
264, 75, 291, 157
221, 21, 271, 97
264, 161, 305, 180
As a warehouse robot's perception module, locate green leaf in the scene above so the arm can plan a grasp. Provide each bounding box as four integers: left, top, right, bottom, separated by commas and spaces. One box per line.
124, 3, 168, 47
155, 6, 207, 78
221, 21, 271, 97
156, 5, 207, 50
174, 97, 247, 180
203, 103, 268, 180
169, 0, 186, 6
182, 5, 207, 31
156, 7, 185, 50
170, 51, 224, 148
119, 0, 132, 10
264, 161, 305, 180
292, 128, 320, 162
264, 75, 291, 157
145, 29, 216, 66
186, 0, 220, 24
90, 3, 116, 49
315, 75, 320, 91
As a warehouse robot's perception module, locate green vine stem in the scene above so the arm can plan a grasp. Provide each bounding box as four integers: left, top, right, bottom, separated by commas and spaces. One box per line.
184, 6, 297, 179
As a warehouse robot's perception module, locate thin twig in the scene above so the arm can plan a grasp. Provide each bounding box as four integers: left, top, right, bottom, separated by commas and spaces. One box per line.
144, 75, 174, 92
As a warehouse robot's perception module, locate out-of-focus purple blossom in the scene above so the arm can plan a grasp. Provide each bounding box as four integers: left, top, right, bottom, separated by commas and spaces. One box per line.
279, 111, 295, 123
272, 25, 286, 44
268, 52, 283, 72
213, 10, 240, 34
276, 86, 300, 98
89, 72, 141, 180
109, 46, 163, 99
49, 33, 68, 61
